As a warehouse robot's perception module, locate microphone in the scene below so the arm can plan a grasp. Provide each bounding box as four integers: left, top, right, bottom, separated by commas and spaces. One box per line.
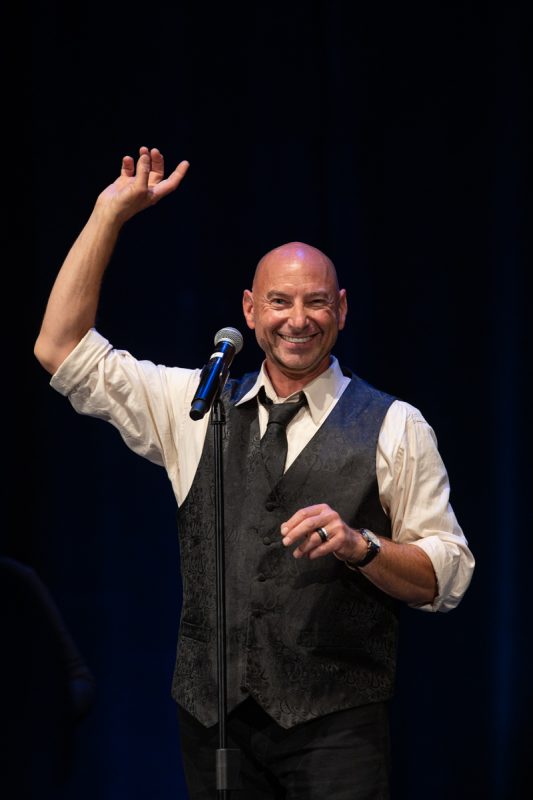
189, 327, 244, 421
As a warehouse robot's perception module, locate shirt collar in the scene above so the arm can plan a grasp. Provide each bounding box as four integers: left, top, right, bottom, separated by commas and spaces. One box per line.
235, 356, 349, 425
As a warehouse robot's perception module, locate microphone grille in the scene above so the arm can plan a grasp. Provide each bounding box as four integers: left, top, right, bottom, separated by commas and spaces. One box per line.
214, 326, 244, 354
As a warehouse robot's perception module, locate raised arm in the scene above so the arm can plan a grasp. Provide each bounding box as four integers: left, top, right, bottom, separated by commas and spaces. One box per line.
33, 147, 189, 374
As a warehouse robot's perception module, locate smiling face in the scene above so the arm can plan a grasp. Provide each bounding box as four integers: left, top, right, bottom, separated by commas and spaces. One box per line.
242, 242, 347, 395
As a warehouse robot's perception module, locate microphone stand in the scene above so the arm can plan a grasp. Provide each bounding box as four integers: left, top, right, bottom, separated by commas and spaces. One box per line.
211, 396, 240, 797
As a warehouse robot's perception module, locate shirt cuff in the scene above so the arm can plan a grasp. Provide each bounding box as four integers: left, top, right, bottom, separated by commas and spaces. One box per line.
50, 329, 112, 396
407, 535, 472, 613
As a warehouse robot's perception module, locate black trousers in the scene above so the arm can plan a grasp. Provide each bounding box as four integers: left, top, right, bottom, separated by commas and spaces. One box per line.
177, 697, 390, 799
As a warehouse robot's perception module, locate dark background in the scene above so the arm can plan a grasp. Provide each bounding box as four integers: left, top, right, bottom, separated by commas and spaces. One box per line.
3, 1, 530, 798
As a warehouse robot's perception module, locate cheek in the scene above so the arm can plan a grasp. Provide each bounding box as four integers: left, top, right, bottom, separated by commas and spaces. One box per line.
316, 310, 337, 329
256, 311, 279, 331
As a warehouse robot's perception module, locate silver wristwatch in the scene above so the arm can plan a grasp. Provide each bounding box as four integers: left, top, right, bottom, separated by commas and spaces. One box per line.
351, 528, 381, 568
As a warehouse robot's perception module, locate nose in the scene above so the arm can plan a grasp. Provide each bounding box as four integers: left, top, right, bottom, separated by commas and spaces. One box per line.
287, 301, 308, 331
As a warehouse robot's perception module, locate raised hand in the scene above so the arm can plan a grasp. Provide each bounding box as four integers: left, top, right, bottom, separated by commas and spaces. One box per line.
97, 146, 190, 224
34, 146, 190, 375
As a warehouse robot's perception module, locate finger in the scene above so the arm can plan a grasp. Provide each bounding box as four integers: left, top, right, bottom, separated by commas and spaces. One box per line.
152, 159, 190, 199
281, 504, 330, 536
281, 516, 324, 546
281, 509, 333, 546
121, 155, 135, 177
149, 148, 165, 183
133, 151, 151, 189
293, 530, 333, 559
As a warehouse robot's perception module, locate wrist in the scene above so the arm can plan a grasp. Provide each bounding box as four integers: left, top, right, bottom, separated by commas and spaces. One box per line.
92, 198, 129, 232
335, 528, 381, 570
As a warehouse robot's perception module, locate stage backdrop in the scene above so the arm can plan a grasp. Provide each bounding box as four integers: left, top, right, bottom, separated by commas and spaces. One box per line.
4, 2, 529, 798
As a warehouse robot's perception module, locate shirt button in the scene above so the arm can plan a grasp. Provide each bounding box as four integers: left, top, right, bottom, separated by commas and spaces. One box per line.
257, 573, 266, 582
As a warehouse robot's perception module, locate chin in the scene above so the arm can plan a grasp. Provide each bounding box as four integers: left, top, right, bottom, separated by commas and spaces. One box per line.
280, 358, 320, 375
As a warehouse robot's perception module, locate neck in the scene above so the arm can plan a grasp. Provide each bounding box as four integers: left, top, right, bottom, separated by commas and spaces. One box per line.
264, 356, 332, 397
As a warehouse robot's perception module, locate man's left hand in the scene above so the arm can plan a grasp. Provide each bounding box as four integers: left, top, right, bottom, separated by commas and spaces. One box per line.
280, 504, 367, 562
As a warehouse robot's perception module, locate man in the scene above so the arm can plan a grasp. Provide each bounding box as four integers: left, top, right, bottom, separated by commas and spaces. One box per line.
34, 146, 474, 799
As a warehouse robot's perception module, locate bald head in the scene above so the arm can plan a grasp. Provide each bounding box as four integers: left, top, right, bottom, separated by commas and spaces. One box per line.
252, 242, 339, 292
242, 240, 348, 395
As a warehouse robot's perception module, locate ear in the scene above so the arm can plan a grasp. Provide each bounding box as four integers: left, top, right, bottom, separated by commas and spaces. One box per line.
337, 289, 348, 331
242, 289, 256, 330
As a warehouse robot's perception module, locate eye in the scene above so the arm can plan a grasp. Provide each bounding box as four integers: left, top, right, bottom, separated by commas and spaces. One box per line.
270, 297, 289, 307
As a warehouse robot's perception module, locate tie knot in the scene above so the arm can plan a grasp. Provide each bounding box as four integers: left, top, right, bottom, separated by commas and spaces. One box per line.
258, 386, 307, 428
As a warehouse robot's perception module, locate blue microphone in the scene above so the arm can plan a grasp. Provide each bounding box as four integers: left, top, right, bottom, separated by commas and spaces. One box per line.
189, 327, 244, 421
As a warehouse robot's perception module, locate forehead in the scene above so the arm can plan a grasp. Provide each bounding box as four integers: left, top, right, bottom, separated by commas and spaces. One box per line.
253, 247, 338, 294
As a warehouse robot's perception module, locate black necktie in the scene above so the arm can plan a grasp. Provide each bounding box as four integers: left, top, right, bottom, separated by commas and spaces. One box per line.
258, 386, 308, 485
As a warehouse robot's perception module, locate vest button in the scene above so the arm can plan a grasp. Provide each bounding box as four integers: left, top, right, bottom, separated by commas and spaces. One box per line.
262, 536, 271, 546
265, 500, 277, 511
257, 573, 266, 582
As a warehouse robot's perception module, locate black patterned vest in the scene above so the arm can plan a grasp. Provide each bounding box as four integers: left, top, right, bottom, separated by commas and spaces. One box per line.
172, 367, 398, 729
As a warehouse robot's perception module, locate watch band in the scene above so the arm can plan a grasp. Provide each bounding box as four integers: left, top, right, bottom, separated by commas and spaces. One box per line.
346, 528, 381, 569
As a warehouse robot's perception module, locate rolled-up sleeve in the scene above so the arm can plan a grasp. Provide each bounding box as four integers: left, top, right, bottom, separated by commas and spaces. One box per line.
377, 401, 475, 613
50, 328, 206, 505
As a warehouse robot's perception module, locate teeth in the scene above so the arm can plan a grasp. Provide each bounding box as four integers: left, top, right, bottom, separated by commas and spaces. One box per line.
281, 335, 313, 343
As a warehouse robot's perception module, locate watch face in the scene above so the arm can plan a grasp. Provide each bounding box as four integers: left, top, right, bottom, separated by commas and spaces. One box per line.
367, 531, 380, 547
362, 529, 380, 549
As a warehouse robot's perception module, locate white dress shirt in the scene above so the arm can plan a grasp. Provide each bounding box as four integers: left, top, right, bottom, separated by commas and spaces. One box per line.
50, 328, 475, 614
